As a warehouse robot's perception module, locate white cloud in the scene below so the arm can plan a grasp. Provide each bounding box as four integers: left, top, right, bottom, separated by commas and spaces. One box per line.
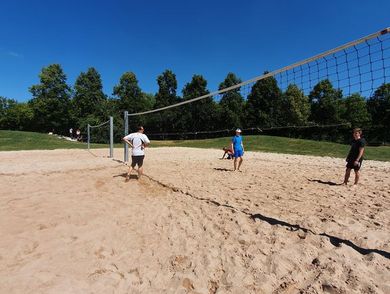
7, 51, 23, 58
0, 48, 24, 58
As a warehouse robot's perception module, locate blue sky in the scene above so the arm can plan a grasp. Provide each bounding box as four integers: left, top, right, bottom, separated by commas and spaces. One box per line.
0, 0, 389, 102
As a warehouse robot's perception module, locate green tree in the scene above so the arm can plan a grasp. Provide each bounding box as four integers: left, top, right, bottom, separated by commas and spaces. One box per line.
282, 84, 310, 125
218, 73, 244, 129
367, 83, 390, 143
152, 70, 180, 133
343, 93, 371, 127
309, 79, 345, 124
3, 102, 34, 130
113, 72, 145, 113
29, 64, 72, 133
367, 83, 390, 127
0, 97, 34, 131
155, 70, 178, 108
245, 74, 282, 127
0, 97, 16, 128
72, 67, 107, 121
181, 74, 218, 132
113, 72, 149, 131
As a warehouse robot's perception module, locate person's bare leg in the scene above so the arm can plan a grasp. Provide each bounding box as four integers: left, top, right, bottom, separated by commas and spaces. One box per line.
126, 166, 134, 181
343, 168, 351, 185
138, 166, 144, 179
354, 170, 360, 185
237, 157, 243, 171
234, 158, 238, 171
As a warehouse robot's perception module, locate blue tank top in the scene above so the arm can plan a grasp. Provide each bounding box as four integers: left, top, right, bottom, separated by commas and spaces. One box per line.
232, 135, 243, 150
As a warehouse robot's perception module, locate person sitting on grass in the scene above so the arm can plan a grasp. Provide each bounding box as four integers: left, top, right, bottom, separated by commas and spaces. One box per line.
221, 146, 234, 159
343, 128, 366, 185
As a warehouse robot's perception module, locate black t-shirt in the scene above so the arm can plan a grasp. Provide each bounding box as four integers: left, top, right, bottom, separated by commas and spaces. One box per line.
347, 138, 366, 161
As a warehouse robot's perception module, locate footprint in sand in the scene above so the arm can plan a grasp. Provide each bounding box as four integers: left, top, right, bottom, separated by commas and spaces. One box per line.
208, 280, 219, 294
169, 255, 192, 272
23, 241, 39, 255
95, 180, 105, 188
182, 278, 194, 291
128, 268, 143, 285
38, 224, 48, 230
94, 246, 106, 259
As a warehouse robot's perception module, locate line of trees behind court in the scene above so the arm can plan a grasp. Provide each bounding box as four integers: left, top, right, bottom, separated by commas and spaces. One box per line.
1, 64, 389, 144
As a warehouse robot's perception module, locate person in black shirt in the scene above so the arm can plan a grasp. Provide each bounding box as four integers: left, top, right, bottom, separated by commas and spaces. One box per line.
343, 128, 366, 185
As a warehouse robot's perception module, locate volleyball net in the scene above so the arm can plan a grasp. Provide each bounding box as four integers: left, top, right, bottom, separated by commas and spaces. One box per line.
123, 28, 390, 161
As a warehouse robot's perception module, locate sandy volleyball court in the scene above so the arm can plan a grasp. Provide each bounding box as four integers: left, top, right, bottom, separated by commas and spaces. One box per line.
0, 147, 389, 293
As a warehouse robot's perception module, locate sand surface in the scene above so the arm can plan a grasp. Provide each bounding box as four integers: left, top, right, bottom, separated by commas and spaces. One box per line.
0, 147, 389, 293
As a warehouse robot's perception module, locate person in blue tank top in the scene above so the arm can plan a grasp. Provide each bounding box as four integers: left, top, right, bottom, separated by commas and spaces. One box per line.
231, 128, 244, 171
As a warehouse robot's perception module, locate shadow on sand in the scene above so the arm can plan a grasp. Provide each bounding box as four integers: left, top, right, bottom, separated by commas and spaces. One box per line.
113, 173, 138, 180
250, 212, 390, 259
308, 179, 342, 186
213, 167, 232, 172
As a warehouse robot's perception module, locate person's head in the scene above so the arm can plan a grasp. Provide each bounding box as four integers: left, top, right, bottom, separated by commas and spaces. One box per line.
137, 126, 144, 133
352, 128, 362, 139
235, 128, 242, 135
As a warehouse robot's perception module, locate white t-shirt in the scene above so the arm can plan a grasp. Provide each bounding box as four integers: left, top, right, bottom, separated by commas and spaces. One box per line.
124, 132, 150, 156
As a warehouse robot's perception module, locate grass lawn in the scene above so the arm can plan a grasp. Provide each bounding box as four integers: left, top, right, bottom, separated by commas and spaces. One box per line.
0, 130, 105, 151
1, 130, 389, 161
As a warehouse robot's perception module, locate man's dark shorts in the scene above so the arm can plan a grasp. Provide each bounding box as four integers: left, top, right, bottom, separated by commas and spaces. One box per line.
346, 159, 363, 171
131, 155, 145, 168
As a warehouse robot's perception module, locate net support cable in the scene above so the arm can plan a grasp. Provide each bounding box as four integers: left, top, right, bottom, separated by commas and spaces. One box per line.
87, 116, 114, 158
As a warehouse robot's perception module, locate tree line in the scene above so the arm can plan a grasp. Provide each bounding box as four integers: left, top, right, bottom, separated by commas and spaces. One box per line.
1, 64, 389, 143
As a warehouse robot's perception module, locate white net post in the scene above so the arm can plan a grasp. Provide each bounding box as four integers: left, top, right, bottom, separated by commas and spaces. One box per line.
124, 111, 129, 162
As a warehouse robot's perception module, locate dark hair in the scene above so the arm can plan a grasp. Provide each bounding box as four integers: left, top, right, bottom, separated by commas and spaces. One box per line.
137, 126, 144, 131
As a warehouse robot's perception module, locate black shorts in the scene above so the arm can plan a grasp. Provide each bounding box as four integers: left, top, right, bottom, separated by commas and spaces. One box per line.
131, 155, 145, 168
346, 159, 363, 171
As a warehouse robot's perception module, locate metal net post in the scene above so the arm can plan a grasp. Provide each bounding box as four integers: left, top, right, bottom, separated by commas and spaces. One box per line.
87, 124, 90, 150
109, 116, 114, 158
124, 111, 129, 162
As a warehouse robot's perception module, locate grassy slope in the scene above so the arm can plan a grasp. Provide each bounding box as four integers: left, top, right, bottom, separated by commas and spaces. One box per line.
0, 130, 103, 151
1, 130, 389, 161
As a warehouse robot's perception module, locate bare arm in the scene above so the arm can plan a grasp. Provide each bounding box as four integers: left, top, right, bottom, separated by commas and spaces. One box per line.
143, 135, 150, 148
122, 137, 133, 148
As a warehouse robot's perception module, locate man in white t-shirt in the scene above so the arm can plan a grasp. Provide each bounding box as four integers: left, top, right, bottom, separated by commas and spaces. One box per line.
122, 126, 150, 180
